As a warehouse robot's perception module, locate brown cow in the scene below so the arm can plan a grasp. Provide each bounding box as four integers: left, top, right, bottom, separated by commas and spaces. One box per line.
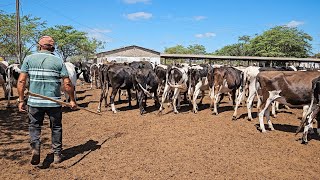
256, 71, 320, 134
207, 66, 243, 115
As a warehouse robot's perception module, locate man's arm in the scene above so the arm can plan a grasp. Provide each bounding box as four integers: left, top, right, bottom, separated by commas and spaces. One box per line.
62, 77, 77, 109
17, 72, 28, 112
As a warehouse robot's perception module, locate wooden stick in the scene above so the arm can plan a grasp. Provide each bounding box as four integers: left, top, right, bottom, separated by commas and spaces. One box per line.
27, 92, 101, 116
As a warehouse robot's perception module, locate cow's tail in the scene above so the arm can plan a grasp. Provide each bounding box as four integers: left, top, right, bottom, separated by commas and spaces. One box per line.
296, 77, 320, 135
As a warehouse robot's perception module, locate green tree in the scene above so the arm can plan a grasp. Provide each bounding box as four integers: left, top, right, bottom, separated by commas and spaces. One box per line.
0, 11, 46, 61
248, 26, 312, 57
214, 35, 251, 56
187, 44, 206, 54
164, 45, 189, 54
42, 25, 104, 61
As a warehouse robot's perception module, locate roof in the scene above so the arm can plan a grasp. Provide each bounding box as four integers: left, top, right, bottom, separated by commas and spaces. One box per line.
160, 53, 320, 63
97, 45, 160, 57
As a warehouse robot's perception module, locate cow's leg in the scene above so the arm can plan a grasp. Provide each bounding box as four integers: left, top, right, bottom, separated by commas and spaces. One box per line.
159, 84, 170, 113
172, 88, 180, 114
213, 92, 221, 115
265, 105, 274, 131
192, 83, 202, 113
209, 87, 214, 108
231, 89, 237, 106
137, 91, 146, 115
127, 89, 132, 107
118, 90, 122, 102
199, 90, 205, 105
177, 91, 182, 110
110, 88, 119, 113
256, 93, 262, 111
232, 89, 245, 120
97, 84, 106, 112
259, 91, 280, 132
302, 112, 314, 144
188, 85, 193, 105
271, 101, 277, 118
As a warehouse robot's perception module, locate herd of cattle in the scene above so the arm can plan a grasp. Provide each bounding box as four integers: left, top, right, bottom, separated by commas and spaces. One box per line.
1, 60, 320, 144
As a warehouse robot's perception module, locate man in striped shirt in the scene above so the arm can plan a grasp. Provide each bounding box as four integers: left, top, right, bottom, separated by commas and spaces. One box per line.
17, 36, 76, 165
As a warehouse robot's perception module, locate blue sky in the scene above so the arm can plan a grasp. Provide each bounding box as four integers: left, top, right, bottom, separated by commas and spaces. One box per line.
1, 0, 320, 54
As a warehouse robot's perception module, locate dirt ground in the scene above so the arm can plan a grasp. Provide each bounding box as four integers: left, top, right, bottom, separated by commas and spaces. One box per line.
1, 83, 320, 180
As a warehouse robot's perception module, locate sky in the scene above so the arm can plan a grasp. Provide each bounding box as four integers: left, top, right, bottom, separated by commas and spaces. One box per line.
1, 0, 320, 54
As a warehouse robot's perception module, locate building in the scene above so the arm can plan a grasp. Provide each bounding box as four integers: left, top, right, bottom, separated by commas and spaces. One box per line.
96, 45, 160, 65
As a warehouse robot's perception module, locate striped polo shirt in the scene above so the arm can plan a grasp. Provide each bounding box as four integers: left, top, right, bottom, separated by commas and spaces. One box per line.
21, 50, 69, 107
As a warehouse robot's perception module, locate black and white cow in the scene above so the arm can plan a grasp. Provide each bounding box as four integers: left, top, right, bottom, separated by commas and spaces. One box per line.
296, 76, 320, 144
154, 64, 169, 95
158, 63, 189, 114
89, 63, 102, 89
6, 64, 22, 107
103, 64, 135, 113
188, 64, 210, 113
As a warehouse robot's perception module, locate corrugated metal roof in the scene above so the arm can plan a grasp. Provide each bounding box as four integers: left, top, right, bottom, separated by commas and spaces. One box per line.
97, 45, 160, 57
160, 53, 320, 62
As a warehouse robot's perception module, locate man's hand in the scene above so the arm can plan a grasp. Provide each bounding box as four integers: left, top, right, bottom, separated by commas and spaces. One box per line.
18, 102, 26, 112
69, 100, 77, 110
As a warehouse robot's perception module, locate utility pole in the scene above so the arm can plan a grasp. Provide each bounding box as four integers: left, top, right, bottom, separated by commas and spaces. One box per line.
16, 0, 21, 64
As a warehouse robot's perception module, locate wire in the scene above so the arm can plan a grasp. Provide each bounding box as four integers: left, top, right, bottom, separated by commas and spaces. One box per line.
24, 0, 120, 44
0, 2, 15, 8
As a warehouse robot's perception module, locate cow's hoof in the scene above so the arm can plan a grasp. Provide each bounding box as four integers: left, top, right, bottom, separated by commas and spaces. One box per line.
97, 109, 101, 113
174, 111, 179, 114
247, 118, 252, 121
301, 141, 308, 145
193, 110, 198, 114
261, 129, 267, 133
232, 116, 237, 121
212, 112, 218, 115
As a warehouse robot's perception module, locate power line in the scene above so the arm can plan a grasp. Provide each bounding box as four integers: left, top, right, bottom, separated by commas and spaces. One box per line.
0, 2, 15, 8
24, 0, 120, 44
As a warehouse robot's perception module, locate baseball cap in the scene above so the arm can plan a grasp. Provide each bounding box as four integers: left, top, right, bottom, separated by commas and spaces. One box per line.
38, 36, 55, 46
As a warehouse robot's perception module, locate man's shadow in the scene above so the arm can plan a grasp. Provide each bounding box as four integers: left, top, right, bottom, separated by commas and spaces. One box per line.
39, 132, 124, 169
40, 140, 100, 169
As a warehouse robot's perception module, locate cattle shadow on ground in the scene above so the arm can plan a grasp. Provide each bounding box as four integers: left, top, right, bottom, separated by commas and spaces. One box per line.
76, 90, 87, 94
272, 123, 299, 133
237, 112, 258, 120
117, 104, 139, 112
197, 103, 210, 112
76, 94, 92, 101
217, 105, 235, 114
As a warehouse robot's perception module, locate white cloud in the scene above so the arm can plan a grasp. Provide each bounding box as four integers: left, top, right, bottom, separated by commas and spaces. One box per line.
126, 12, 152, 20
285, 20, 304, 28
123, 0, 150, 4
193, 16, 207, 21
86, 28, 112, 42
195, 32, 216, 38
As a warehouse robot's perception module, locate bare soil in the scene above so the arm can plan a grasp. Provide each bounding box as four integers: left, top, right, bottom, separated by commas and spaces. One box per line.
1, 83, 320, 179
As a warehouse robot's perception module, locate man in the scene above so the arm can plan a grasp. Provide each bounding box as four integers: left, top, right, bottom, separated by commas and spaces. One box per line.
17, 36, 77, 165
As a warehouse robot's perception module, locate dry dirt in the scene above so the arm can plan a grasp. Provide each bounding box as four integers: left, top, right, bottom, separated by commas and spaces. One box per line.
1, 83, 320, 180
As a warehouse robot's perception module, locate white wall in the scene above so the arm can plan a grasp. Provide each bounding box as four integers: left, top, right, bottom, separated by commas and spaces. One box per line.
98, 56, 160, 65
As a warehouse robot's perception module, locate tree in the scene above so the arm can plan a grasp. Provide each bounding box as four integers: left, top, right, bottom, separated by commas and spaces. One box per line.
164, 45, 189, 54
186, 44, 206, 54
248, 26, 312, 57
42, 25, 104, 61
0, 11, 46, 61
214, 36, 252, 56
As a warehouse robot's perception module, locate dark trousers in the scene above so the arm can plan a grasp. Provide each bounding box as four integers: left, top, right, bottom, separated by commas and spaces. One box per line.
28, 106, 62, 154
